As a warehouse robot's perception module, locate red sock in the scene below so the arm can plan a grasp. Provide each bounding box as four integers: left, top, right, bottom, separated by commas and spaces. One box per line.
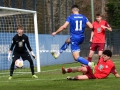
87, 57, 92, 62
67, 68, 72, 73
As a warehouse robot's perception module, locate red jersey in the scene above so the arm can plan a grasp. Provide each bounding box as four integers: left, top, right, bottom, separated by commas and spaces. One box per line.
92, 20, 110, 43
94, 58, 117, 79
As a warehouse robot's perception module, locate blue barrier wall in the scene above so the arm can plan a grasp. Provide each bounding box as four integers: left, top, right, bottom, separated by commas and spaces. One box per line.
39, 35, 74, 66
0, 33, 74, 70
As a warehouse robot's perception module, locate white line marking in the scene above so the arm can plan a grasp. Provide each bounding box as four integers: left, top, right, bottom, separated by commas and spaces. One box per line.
0, 78, 65, 83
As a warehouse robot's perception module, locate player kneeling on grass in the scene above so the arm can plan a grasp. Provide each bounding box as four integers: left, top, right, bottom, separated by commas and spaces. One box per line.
62, 50, 120, 80
8, 25, 38, 80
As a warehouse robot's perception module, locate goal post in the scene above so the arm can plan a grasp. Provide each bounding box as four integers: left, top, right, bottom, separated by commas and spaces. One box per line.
0, 6, 40, 73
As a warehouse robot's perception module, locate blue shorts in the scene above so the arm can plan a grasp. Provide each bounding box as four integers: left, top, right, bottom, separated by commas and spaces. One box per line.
70, 35, 84, 52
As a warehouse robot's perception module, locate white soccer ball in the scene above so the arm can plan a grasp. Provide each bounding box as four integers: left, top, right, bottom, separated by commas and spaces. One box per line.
15, 59, 23, 68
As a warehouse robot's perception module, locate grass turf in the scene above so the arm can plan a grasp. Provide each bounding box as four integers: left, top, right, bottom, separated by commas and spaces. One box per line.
0, 60, 120, 90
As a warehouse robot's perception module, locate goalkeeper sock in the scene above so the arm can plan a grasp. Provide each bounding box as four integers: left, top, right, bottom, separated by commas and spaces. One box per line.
60, 42, 69, 53
30, 65, 34, 75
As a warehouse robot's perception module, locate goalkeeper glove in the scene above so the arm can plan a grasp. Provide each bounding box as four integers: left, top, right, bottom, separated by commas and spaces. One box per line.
8, 51, 12, 61
31, 51, 36, 60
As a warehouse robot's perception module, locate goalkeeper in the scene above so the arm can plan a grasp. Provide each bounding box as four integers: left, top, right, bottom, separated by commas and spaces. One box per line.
8, 25, 38, 80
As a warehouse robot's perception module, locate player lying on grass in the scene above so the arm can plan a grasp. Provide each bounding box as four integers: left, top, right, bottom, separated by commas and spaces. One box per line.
62, 50, 120, 80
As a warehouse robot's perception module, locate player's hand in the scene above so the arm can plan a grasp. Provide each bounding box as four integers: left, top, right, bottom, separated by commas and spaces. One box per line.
52, 32, 57, 36
8, 51, 12, 61
101, 25, 108, 29
31, 51, 36, 60
90, 38, 92, 42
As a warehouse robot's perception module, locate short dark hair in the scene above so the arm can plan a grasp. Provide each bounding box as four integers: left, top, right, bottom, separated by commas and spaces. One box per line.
103, 50, 112, 57
71, 5, 79, 9
17, 25, 23, 30
96, 13, 102, 17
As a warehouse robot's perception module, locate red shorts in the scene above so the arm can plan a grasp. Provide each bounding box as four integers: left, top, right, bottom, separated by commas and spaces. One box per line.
90, 43, 105, 51
85, 66, 96, 79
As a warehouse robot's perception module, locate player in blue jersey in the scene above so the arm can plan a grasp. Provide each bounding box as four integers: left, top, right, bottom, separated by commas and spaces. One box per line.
52, 5, 94, 69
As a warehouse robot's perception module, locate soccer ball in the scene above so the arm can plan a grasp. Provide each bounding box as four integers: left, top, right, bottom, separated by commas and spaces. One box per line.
15, 59, 23, 68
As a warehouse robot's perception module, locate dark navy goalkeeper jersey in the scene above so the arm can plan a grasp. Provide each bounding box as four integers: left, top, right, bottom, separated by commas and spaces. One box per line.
10, 34, 32, 54
66, 14, 89, 35
66, 14, 89, 52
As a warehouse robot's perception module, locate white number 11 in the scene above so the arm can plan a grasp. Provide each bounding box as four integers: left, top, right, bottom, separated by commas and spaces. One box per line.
75, 20, 82, 31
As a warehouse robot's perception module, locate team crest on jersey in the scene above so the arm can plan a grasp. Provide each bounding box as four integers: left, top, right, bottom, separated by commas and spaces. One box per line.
18, 41, 23, 47
98, 64, 104, 70
97, 28, 101, 33
22, 39, 25, 42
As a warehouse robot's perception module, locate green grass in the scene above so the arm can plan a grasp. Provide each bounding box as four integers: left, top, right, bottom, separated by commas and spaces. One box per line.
0, 60, 120, 90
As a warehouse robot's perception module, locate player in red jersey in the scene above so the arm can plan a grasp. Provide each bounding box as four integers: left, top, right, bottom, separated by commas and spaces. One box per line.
88, 14, 112, 62
62, 50, 120, 80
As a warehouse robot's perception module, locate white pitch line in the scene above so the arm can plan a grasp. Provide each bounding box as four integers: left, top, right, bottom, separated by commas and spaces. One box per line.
0, 78, 65, 83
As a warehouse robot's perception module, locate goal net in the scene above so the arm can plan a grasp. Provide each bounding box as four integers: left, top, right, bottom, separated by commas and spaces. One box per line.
0, 7, 40, 74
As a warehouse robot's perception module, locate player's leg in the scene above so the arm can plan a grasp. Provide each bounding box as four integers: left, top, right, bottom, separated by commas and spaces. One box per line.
60, 38, 70, 53
51, 38, 70, 59
72, 52, 94, 67
21, 52, 38, 78
98, 51, 103, 57
71, 36, 95, 70
97, 43, 105, 63
66, 66, 95, 80
87, 50, 94, 62
87, 43, 97, 62
9, 53, 20, 80
62, 66, 87, 74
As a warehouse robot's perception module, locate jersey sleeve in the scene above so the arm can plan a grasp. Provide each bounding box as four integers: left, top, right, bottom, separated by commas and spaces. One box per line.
66, 16, 70, 23
110, 66, 117, 74
85, 17, 89, 23
10, 37, 16, 51
105, 21, 110, 28
92, 22, 94, 31
26, 36, 32, 51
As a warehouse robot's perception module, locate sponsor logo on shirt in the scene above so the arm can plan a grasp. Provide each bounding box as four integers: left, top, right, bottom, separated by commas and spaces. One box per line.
74, 16, 83, 18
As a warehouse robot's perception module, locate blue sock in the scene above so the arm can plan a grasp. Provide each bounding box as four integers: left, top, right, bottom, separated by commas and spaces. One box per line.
77, 57, 89, 65
59, 42, 69, 53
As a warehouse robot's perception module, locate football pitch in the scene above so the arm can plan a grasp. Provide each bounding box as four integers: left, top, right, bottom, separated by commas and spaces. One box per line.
0, 60, 120, 90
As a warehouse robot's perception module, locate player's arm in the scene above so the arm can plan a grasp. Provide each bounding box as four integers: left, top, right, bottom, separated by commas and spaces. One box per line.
111, 66, 120, 78
101, 25, 112, 31
101, 21, 112, 31
9, 37, 16, 52
8, 37, 15, 61
86, 22, 93, 29
26, 36, 32, 51
114, 73, 120, 78
26, 36, 36, 59
106, 26, 112, 31
52, 22, 69, 36
90, 31, 94, 42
